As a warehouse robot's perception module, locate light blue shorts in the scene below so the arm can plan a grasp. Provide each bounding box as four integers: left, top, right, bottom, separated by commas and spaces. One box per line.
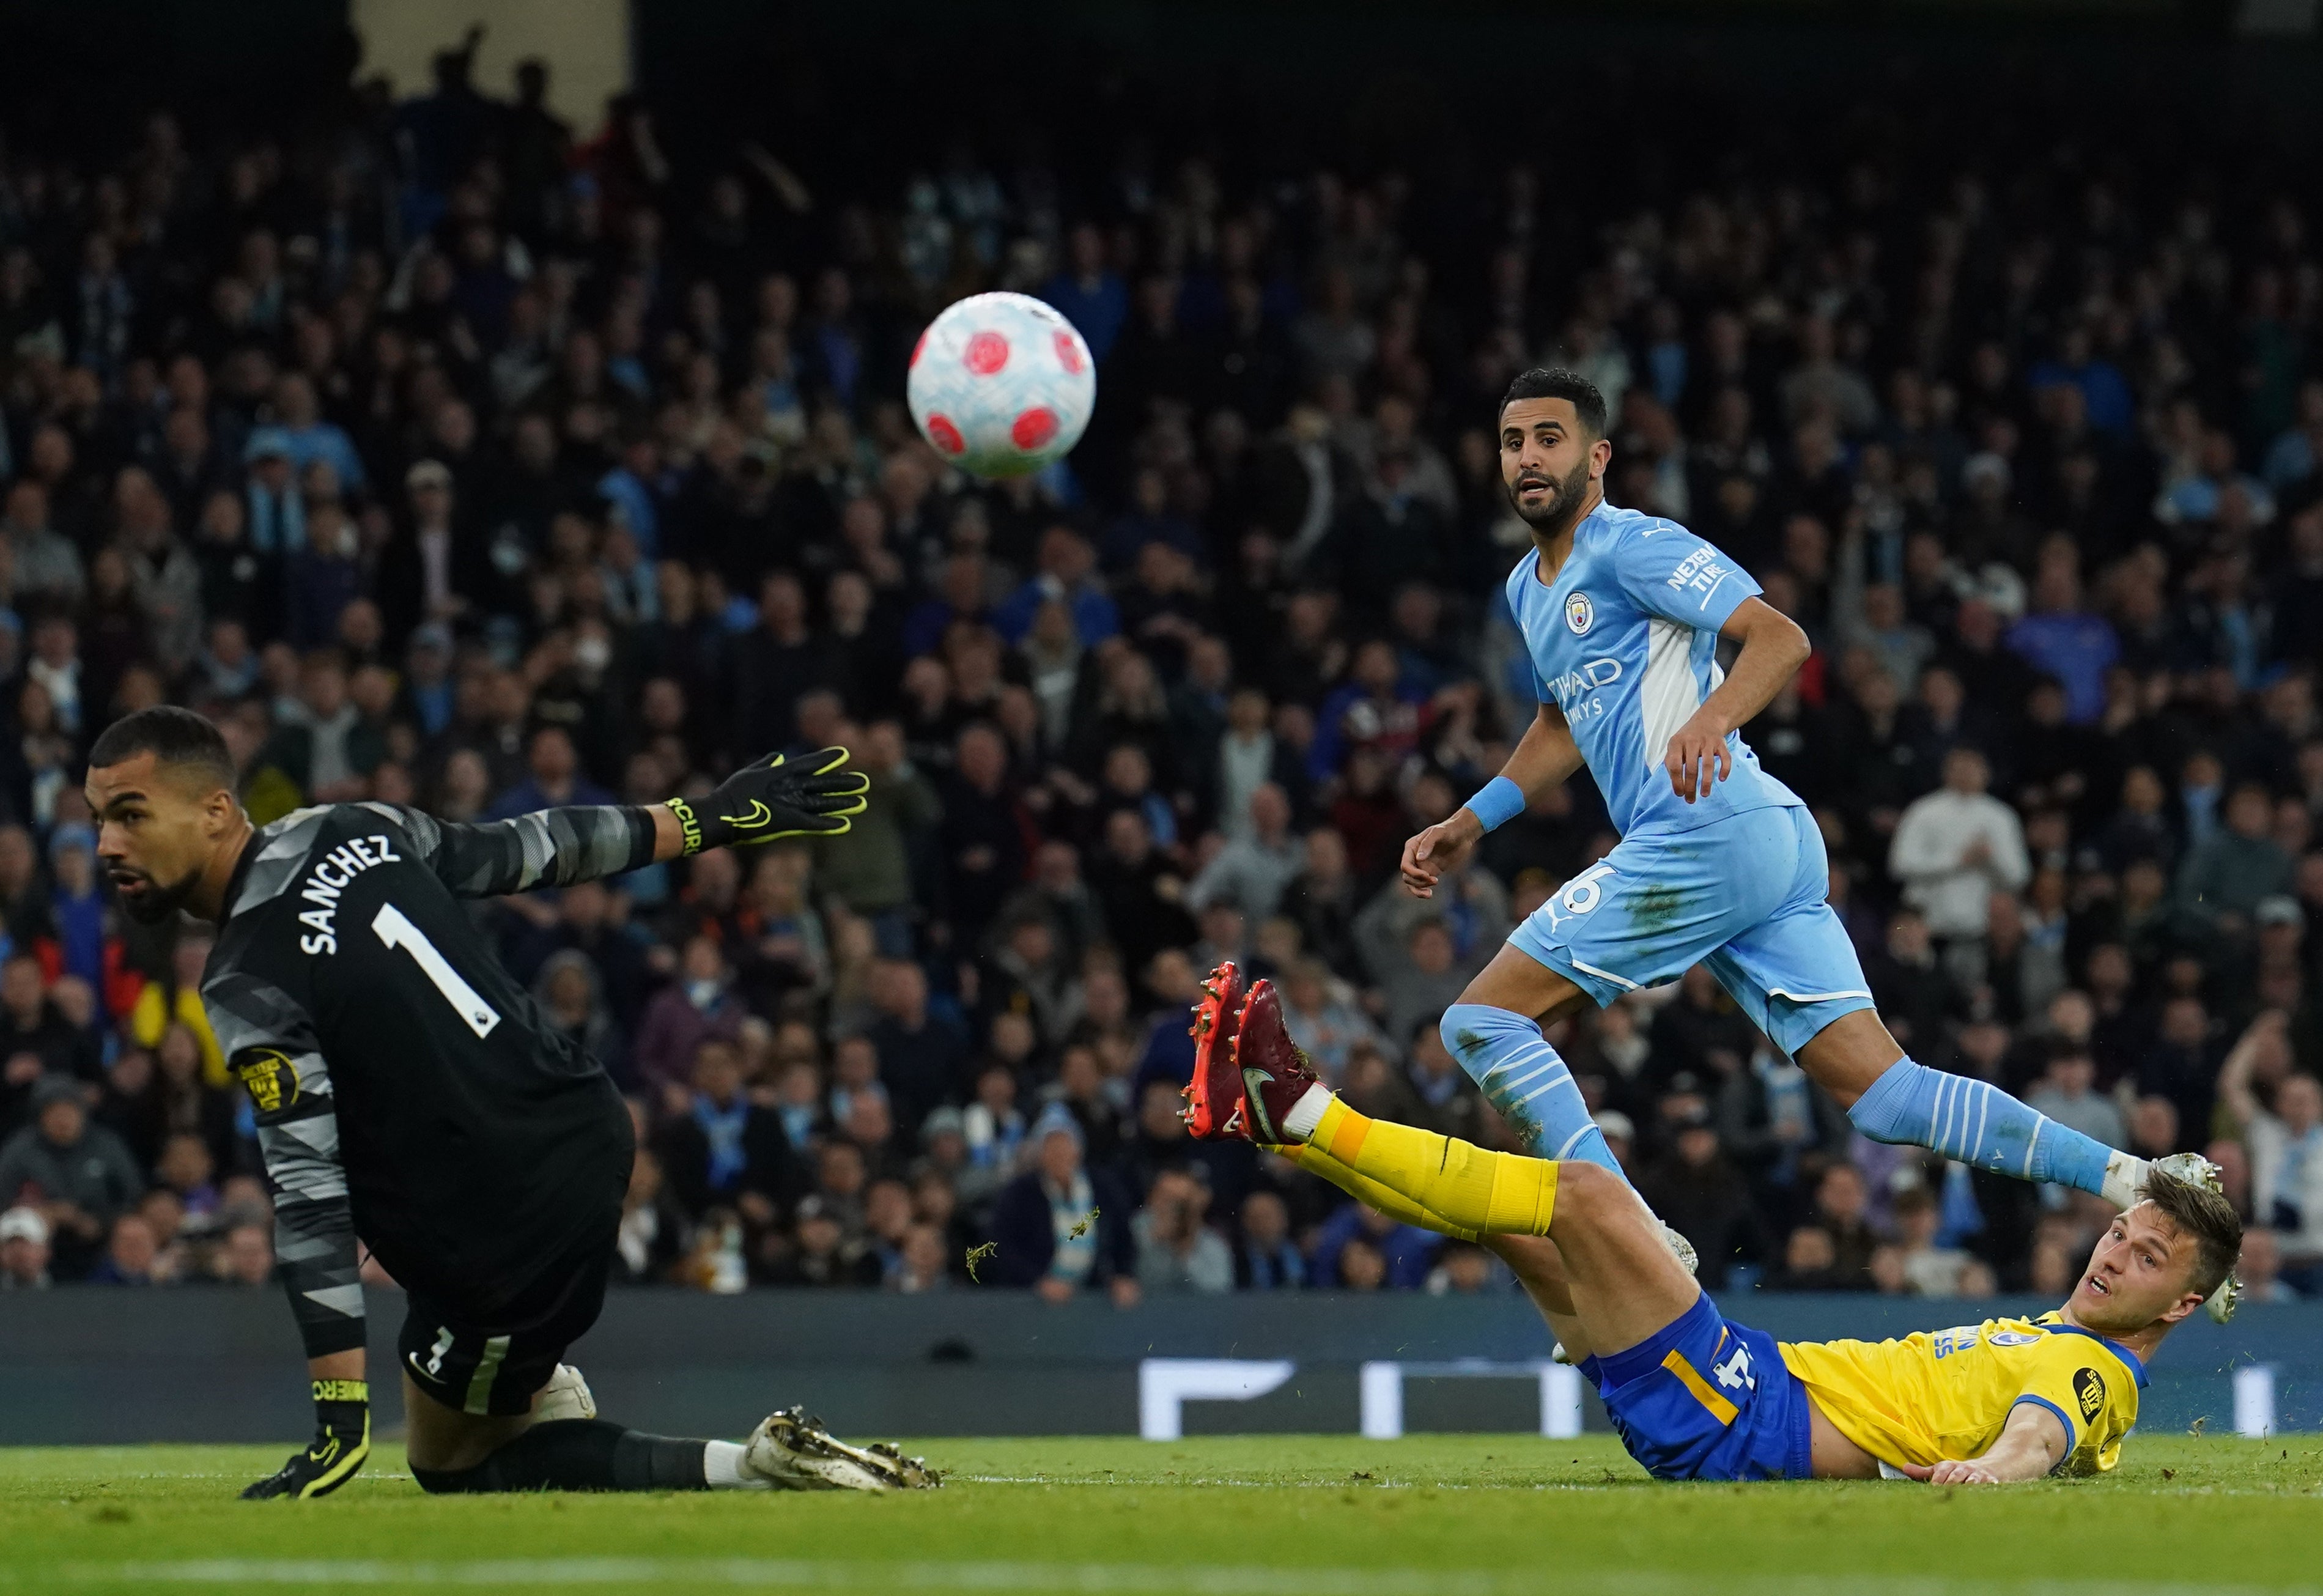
1505, 804, 1874, 1057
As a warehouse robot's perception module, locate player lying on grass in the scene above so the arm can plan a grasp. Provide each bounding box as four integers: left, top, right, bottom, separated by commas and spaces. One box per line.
1189, 971, 2241, 1482
1386, 367, 2235, 1319
87, 707, 933, 1498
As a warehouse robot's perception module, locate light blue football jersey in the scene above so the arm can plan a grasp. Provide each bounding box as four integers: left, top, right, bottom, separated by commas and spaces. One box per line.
1508, 503, 1804, 839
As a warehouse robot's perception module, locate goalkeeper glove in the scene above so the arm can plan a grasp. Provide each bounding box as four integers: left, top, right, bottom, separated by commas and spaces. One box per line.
242, 1378, 371, 1500
666, 746, 870, 854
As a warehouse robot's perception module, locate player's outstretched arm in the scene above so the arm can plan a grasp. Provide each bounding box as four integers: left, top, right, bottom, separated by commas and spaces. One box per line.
1663, 596, 1811, 803
1897, 1402, 2067, 1485
659, 746, 870, 858
384, 747, 870, 899
1402, 704, 1581, 898
382, 800, 663, 898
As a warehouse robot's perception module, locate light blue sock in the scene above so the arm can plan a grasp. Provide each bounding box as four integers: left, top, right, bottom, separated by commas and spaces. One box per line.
1440, 1003, 1627, 1181
1847, 1056, 2120, 1198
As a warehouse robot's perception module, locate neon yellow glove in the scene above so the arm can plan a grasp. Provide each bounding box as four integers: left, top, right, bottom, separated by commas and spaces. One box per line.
666, 746, 871, 854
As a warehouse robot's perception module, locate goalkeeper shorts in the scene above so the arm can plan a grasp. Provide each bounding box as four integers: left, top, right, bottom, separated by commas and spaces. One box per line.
398, 1232, 614, 1419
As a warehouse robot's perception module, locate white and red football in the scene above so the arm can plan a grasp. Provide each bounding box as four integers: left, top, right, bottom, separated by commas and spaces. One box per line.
907, 291, 1096, 478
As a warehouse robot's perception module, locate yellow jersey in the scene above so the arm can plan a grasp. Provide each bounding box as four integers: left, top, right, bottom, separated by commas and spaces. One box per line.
129, 981, 229, 1090
1779, 1312, 2143, 1476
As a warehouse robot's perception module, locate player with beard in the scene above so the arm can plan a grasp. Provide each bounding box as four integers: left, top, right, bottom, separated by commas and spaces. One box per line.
1181, 368, 2229, 1315
87, 706, 936, 1498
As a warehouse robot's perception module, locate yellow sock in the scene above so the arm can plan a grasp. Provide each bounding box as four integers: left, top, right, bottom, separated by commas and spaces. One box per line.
1272, 1143, 1478, 1241
1311, 1097, 1559, 1236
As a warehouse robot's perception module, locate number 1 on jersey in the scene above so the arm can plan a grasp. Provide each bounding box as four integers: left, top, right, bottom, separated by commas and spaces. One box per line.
371, 903, 501, 1038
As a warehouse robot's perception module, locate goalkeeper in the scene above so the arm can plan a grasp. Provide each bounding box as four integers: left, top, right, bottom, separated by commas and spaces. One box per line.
88, 708, 932, 1497
1187, 963, 2240, 1483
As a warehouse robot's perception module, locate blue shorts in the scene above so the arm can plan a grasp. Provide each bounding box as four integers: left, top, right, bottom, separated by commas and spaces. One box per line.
1505, 804, 1874, 1057
1580, 1293, 1813, 1482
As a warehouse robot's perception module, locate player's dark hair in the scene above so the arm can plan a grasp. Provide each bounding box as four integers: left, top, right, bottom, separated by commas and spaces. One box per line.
2138, 1166, 2242, 1301
88, 706, 235, 791
1501, 368, 1609, 438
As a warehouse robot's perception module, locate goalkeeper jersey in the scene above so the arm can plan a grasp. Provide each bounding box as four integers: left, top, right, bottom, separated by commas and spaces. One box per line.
1779, 1311, 2144, 1476
201, 800, 656, 1359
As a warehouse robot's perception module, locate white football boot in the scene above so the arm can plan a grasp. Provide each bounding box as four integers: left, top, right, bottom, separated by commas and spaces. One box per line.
740, 1407, 939, 1491
533, 1364, 598, 1422
1660, 1221, 1700, 1277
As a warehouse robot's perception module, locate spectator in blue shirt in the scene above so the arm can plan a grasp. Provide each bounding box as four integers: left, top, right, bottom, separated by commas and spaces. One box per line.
1099, 471, 1203, 573
984, 1107, 1138, 1302
2155, 429, 2275, 529
487, 726, 615, 820
805, 267, 866, 410
1311, 1199, 1438, 1288
597, 434, 665, 560
2005, 556, 2119, 724
1233, 1189, 1306, 1289
2262, 379, 2323, 492
242, 430, 305, 555
901, 553, 995, 659
1039, 223, 1128, 362
992, 527, 1118, 646
398, 624, 456, 737
83, 1212, 158, 1286
1309, 640, 1427, 783
271, 373, 366, 494
2026, 324, 2134, 438
46, 826, 104, 994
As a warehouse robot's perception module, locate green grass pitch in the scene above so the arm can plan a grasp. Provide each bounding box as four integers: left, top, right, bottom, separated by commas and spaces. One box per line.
4, 1435, 2321, 1595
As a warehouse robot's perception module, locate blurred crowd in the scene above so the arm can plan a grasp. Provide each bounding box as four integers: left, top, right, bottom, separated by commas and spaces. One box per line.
2, 34, 2320, 1309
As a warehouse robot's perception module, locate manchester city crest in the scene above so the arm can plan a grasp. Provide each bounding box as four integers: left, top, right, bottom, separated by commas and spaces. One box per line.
1565, 592, 1594, 635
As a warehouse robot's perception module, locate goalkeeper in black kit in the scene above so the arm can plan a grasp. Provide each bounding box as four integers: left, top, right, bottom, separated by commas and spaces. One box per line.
86, 706, 936, 1498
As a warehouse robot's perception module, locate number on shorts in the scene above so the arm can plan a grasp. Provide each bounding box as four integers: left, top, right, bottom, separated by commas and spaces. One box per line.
1714, 1342, 1756, 1392
1561, 862, 1617, 916
372, 903, 501, 1038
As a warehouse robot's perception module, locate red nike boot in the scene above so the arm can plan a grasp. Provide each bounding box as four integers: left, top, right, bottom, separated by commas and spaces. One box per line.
1233, 978, 1329, 1146
1180, 962, 1249, 1139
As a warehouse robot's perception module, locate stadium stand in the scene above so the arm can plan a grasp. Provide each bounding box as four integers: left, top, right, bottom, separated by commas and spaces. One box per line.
0, 10, 2318, 1319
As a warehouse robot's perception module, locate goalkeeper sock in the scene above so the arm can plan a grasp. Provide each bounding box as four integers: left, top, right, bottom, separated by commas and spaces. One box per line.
1439, 1003, 1625, 1180
703, 1440, 770, 1489
1307, 1096, 1559, 1236
1847, 1055, 2139, 1203
411, 1419, 716, 1493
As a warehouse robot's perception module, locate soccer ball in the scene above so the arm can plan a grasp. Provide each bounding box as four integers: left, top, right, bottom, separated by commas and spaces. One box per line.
907, 292, 1096, 478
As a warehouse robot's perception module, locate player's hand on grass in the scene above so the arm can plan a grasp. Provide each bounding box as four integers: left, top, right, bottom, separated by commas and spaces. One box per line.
242, 1380, 371, 1500
668, 747, 870, 854
1897, 1458, 2002, 1486
1663, 711, 1734, 804
1402, 811, 1483, 898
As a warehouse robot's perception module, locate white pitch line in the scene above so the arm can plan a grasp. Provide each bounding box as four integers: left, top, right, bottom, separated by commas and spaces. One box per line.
950, 1476, 1591, 1492
29, 1560, 2312, 1596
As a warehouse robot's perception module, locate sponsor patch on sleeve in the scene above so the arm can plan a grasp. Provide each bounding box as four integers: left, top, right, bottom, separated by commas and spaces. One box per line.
232, 1046, 301, 1114
2073, 1366, 2106, 1423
